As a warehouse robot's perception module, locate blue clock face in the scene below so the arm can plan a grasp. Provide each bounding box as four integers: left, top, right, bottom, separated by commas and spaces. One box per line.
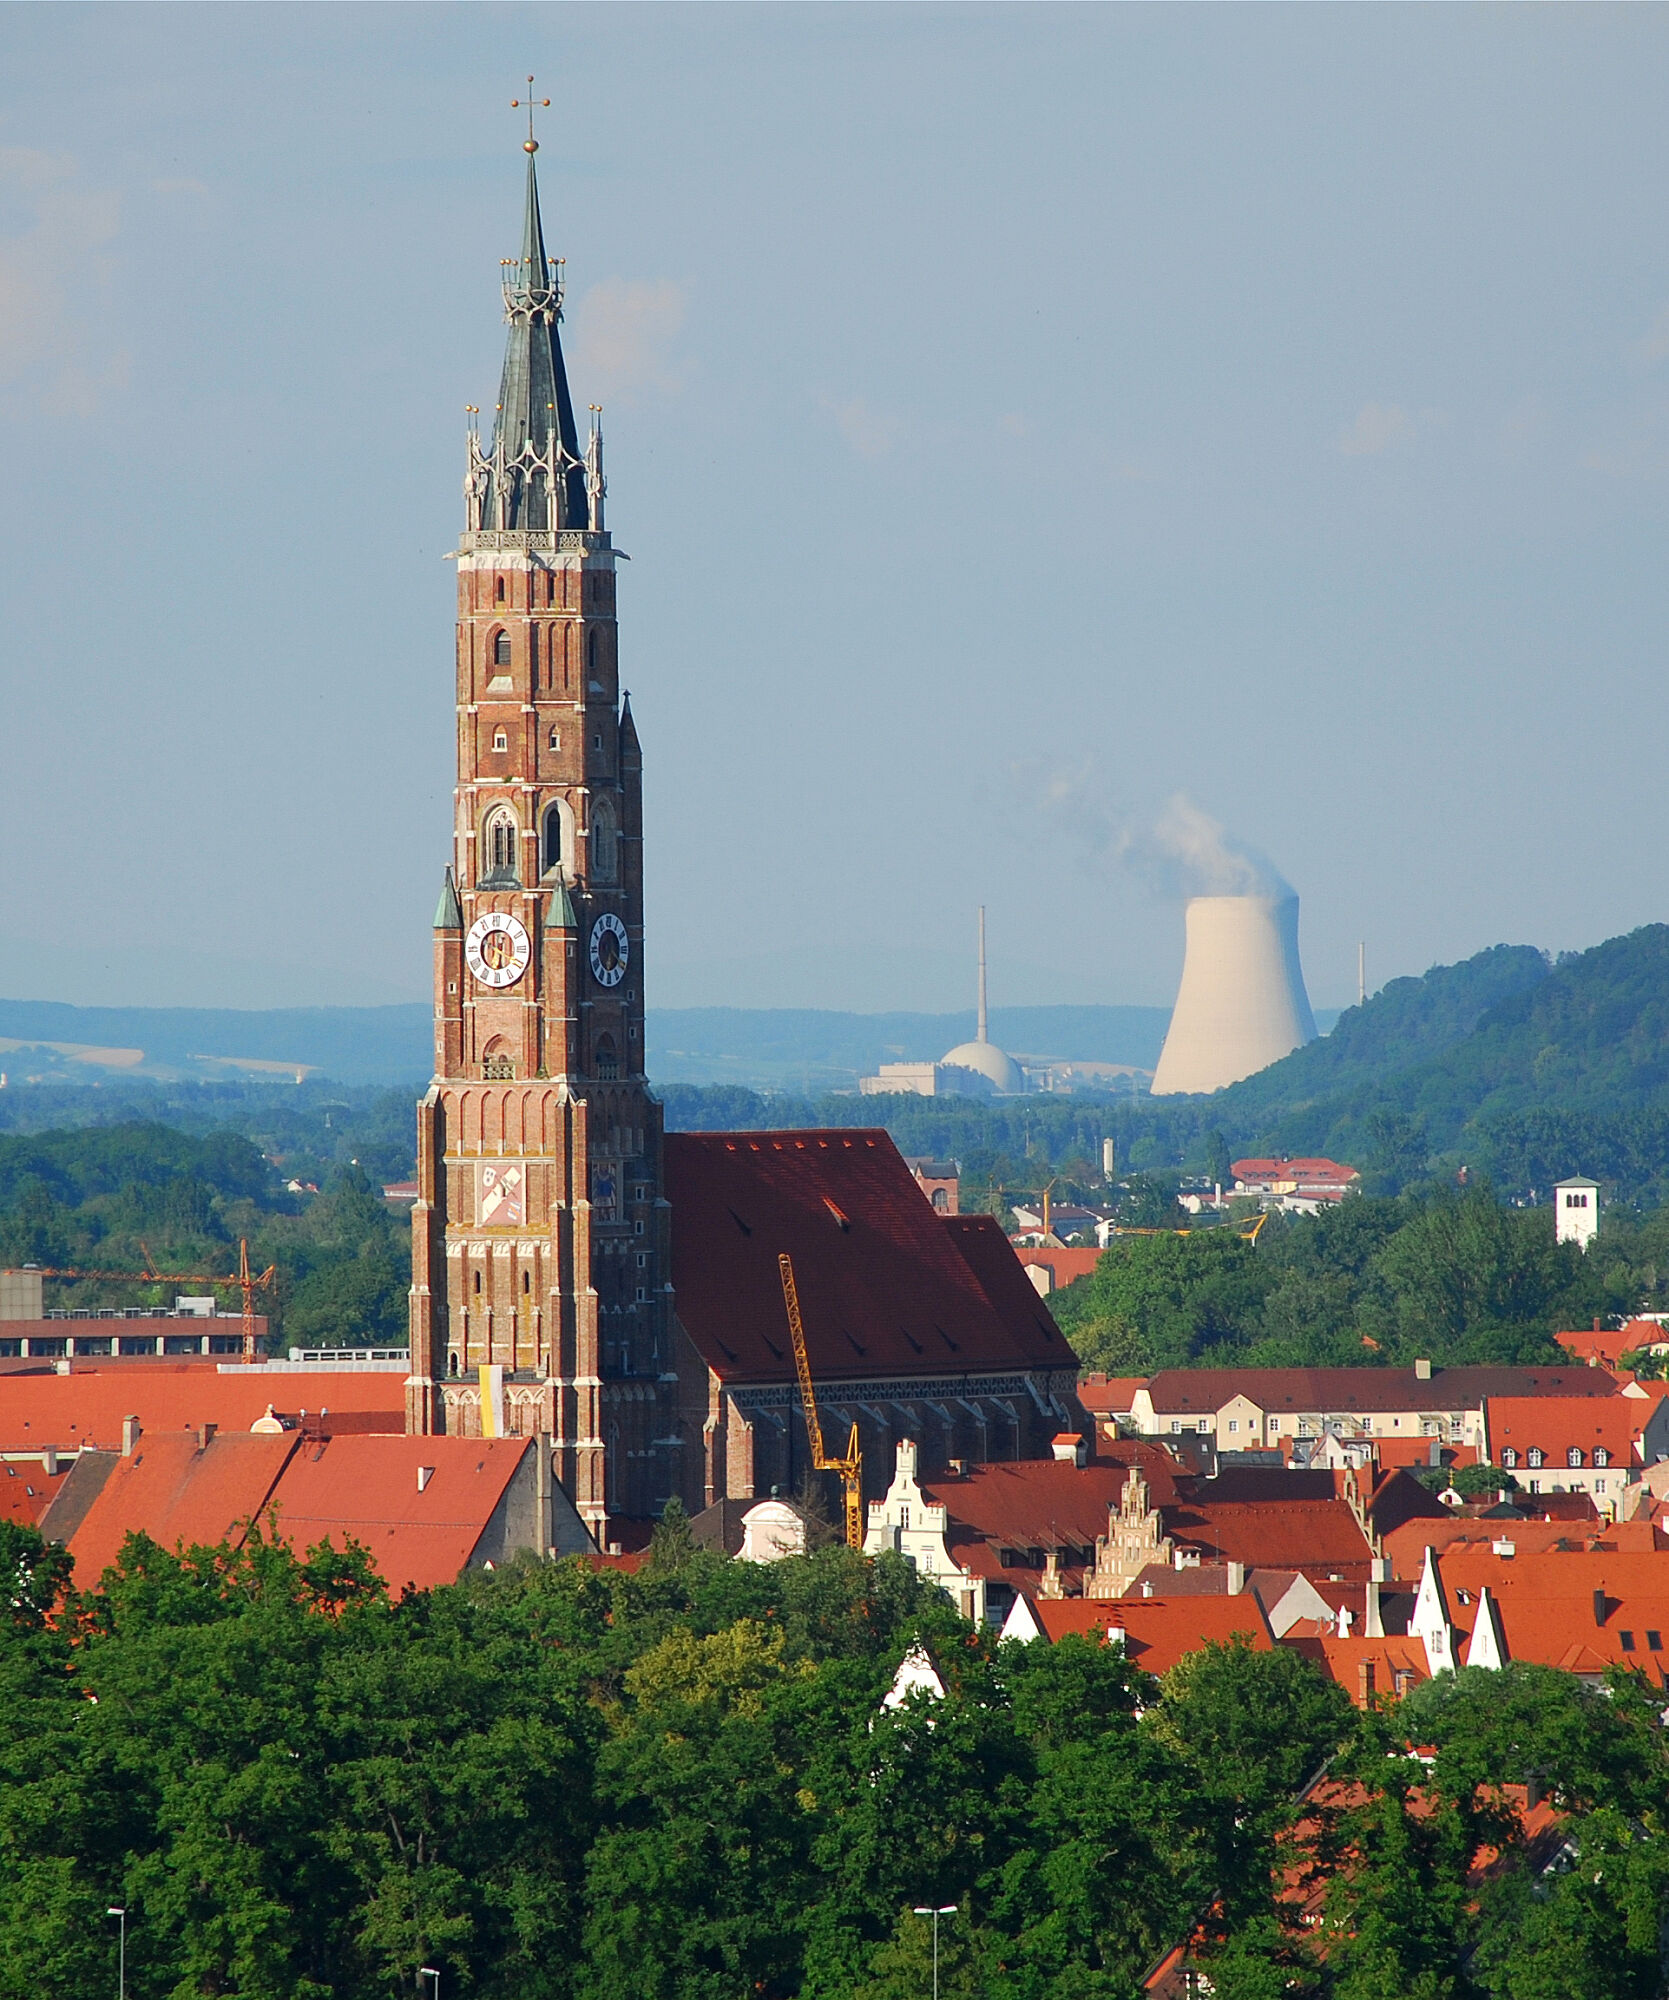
589, 912, 628, 987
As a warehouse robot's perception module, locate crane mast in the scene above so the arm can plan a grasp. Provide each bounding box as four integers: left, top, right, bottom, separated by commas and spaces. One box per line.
777, 1252, 864, 1551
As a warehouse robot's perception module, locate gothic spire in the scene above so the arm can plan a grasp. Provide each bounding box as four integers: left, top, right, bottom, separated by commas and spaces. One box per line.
483, 142, 588, 531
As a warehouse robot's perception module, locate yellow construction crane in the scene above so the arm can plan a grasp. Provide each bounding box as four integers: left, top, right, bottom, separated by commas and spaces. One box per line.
777, 1252, 865, 1551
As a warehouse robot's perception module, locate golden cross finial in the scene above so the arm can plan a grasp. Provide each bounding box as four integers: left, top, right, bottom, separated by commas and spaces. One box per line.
511, 75, 550, 154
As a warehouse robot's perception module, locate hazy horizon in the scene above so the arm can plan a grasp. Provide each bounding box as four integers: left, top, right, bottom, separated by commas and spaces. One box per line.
4, 7, 1667, 1017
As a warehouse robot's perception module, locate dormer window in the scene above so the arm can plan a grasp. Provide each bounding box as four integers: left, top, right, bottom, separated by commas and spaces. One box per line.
1567, 1446, 1584, 1468
1527, 1447, 1544, 1469
1501, 1448, 1518, 1469
1595, 1447, 1610, 1468
493, 630, 512, 667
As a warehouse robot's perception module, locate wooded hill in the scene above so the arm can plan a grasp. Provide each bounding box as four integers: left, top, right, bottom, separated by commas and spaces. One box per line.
1207, 924, 1669, 1198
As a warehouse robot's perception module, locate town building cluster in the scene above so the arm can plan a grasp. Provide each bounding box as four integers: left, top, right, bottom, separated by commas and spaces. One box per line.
2, 143, 1660, 1743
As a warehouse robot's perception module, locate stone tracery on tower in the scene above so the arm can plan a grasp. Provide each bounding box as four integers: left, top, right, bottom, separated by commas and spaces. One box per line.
406, 123, 672, 1537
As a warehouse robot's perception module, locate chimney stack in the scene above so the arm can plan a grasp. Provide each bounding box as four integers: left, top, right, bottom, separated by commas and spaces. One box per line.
1358, 1659, 1377, 1708
121, 1416, 141, 1457
196, 1423, 217, 1452
1415, 1358, 1433, 1382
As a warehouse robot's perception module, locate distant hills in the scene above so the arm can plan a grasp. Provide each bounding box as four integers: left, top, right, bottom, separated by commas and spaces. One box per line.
646, 1005, 1177, 1091
0, 997, 1175, 1094
1204, 926, 1669, 1199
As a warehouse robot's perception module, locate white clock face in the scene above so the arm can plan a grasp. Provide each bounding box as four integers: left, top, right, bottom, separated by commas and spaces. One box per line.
589, 911, 629, 987
465, 911, 532, 989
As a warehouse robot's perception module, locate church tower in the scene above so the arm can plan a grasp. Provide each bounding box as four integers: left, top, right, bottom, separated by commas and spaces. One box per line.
407, 124, 674, 1535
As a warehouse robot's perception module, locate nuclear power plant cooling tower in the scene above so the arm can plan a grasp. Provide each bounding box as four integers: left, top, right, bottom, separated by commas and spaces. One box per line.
1149, 893, 1317, 1096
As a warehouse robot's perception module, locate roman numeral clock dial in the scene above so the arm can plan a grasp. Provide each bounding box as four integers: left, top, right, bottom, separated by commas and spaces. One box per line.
589, 912, 628, 987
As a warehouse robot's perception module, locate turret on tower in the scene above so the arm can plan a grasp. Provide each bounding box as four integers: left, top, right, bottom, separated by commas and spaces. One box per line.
408, 105, 671, 1538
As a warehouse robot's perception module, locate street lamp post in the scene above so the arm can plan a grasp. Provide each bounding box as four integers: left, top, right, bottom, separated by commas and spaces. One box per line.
911, 1905, 957, 2000
107, 1908, 126, 2000
420, 1967, 440, 1999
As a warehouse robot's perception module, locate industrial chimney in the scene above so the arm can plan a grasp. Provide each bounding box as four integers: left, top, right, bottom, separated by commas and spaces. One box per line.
1149, 893, 1317, 1095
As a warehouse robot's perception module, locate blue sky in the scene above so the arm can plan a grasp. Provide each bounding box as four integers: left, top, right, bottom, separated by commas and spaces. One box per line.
3, 5, 1668, 1016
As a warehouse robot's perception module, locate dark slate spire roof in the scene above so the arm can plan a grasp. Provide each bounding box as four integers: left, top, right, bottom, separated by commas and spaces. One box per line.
486, 153, 588, 531
618, 691, 641, 763
433, 867, 463, 931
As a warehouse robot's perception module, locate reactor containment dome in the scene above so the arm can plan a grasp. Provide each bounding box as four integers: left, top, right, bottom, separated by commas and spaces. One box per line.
1149, 893, 1317, 1096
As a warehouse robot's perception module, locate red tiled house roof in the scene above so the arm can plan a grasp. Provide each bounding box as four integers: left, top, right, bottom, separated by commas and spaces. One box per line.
1141, 1364, 1619, 1416
665, 1130, 1064, 1381
0, 1366, 404, 1452
0, 1459, 69, 1526
61, 1431, 545, 1597
1025, 1592, 1275, 1674
921, 1443, 1185, 1594
1485, 1394, 1653, 1467
67, 1432, 299, 1585
266, 1434, 537, 1594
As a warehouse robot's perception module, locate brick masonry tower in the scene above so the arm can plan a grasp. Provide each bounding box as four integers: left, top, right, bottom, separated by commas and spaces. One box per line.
407, 129, 674, 1535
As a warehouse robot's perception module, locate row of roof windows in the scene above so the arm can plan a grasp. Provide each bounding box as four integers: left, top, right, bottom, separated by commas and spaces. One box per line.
1501, 1445, 1612, 1469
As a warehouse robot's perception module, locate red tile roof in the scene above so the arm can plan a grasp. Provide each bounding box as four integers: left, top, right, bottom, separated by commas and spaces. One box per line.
1435, 1548, 1669, 1679
68, 1432, 298, 1586
64, 1431, 533, 1597
1141, 1364, 1619, 1415
1231, 1157, 1358, 1185
923, 1443, 1183, 1547
1165, 1496, 1374, 1576
1382, 1516, 1663, 1576
665, 1130, 1062, 1382
1485, 1395, 1650, 1465
1028, 1592, 1275, 1674
265, 1434, 532, 1594
941, 1214, 1071, 1354
0, 1459, 68, 1526
1077, 1375, 1146, 1416
1556, 1318, 1668, 1369
1010, 1245, 1103, 1287
0, 1367, 405, 1452
1295, 1634, 1431, 1702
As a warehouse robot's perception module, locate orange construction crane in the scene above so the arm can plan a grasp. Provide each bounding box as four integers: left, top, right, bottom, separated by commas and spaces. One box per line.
777, 1252, 864, 1550
12, 1239, 277, 1364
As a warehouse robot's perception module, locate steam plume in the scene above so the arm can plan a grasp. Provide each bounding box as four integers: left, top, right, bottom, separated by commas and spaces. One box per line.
1036, 774, 1291, 901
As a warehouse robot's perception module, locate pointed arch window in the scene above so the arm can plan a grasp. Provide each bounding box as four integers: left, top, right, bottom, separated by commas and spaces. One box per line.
547, 725, 561, 751
595, 1034, 619, 1081
590, 797, 618, 884
493, 630, 512, 668
542, 802, 567, 876
495, 577, 506, 604
481, 806, 519, 884
587, 628, 600, 681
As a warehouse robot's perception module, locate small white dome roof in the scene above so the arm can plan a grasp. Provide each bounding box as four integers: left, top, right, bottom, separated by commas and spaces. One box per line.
940, 1039, 1024, 1093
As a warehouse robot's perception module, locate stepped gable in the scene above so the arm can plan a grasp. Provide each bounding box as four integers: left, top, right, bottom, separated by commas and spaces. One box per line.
920, 1443, 1182, 1594
665, 1129, 1057, 1381
66, 1432, 299, 1587
0, 1367, 404, 1454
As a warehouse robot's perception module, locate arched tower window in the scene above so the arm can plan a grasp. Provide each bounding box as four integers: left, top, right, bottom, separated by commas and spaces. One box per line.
542, 802, 566, 876
590, 797, 617, 884
493, 630, 512, 667
587, 628, 599, 679
492, 727, 508, 752
483, 1038, 515, 1081
482, 806, 519, 882
547, 725, 561, 751
495, 577, 506, 604
595, 1034, 619, 1080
